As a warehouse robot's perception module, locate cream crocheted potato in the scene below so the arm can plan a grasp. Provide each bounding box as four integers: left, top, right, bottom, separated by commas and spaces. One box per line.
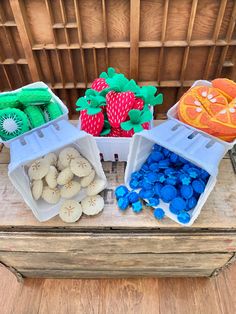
60, 180, 81, 199
31, 179, 43, 200
59, 200, 82, 223
42, 186, 60, 204
81, 195, 104, 216
57, 167, 74, 185
70, 157, 92, 177
45, 166, 58, 189
80, 169, 95, 188
59, 147, 80, 167
28, 158, 50, 180
44, 152, 57, 166
86, 178, 106, 196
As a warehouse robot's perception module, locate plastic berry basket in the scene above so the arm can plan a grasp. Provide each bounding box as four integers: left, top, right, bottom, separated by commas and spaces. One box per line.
167, 80, 236, 151
77, 107, 154, 161
0, 81, 69, 147
8, 120, 107, 222
124, 119, 226, 226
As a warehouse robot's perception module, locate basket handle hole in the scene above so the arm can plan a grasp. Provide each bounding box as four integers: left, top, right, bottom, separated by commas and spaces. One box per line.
100, 153, 104, 162
114, 154, 119, 161
20, 138, 27, 146
53, 123, 60, 130
171, 124, 181, 131
37, 130, 44, 138
205, 140, 215, 148
188, 131, 198, 139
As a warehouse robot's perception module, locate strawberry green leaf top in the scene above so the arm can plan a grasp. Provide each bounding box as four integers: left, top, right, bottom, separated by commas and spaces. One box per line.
76, 94, 106, 115
100, 119, 111, 136
136, 86, 163, 107
121, 109, 152, 133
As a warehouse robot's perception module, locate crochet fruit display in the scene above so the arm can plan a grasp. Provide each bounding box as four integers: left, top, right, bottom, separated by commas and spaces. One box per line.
0, 87, 63, 141
76, 68, 163, 137
178, 78, 236, 142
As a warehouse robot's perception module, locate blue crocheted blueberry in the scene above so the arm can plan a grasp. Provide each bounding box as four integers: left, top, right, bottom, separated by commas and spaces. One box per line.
200, 169, 210, 181
150, 151, 164, 162
165, 177, 177, 186
192, 179, 205, 194
180, 185, 193, 199
146, 172, 159, 183
142, 180, 153, 190
131, 171, 143, 181
178, 173, 191, 185
169, 197, 186, 214
153, 208, 165, 220
153, 144, 162, 151
128, 191, 139, 203
129, 179, 140, 189
177, 211, 190, 224
149, 163, 160, 172
187, 167, 200, 179
154, 182, 163, 197
117, 197, 129, 211
140, 189, 155, 199
186, 196, 197, 210
132, 200, 143, 213
170, 152, 179, 163
160, 185, 177, 203
140, 163, 149, 173
158, 159, 170, 169
156, 173, 166, 183
162, 147, 171, 157
179, 156, 188, 164
115, 185, 129, 199
146, 197, 160, 207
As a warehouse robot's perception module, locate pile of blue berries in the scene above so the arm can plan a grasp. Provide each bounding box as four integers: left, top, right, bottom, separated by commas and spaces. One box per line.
115, 144, 210, 224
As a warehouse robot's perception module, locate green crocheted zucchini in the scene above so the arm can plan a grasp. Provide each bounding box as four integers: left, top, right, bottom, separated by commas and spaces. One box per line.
24, 105, 46, 128
0, 108, 30, 140
0, 93, 19, 110
18, 88, 52, 105
44, 100, 63, 121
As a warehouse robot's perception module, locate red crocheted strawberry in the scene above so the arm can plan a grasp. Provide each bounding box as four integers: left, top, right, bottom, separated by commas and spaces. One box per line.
91, 78, 109, 92
132, 98, 144, 110
106, 91, 135, 128
76, 95, 106, 136
109, 127, 122, 137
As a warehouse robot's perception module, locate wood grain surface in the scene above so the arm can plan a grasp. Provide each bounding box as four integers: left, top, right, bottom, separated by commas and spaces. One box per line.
0, 263, 236, 314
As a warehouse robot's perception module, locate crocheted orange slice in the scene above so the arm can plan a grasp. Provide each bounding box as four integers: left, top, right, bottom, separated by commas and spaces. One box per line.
212, 78, 236, 101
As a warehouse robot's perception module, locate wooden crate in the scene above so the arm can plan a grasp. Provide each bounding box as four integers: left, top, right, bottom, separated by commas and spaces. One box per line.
0, 0, 236, 118
0, 122, 236, 279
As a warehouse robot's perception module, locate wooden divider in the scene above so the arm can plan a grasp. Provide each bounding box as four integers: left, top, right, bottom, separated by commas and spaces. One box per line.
0, 0, 235, 117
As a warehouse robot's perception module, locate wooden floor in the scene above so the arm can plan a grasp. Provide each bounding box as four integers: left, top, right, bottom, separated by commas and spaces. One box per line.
0, 264, 235, 314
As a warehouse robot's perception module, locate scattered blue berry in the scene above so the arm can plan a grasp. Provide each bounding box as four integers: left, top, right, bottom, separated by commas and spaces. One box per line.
186, 196, 198, 210
153, 144, 162, 151
128, 191, 139, 203
129, 179, 140, 189
150, 151, 164, 162
117, 197, 129, 211
170, 152, 179, 163
153, 208, 165, 220
162, 147, 170, 157
141, 189, 155, 199
142, 180, 153, 190
154, 182, 163, 197
115, 185, 129, 199
132, 201, 143, 213
146, 172, 159, 183
149, 163, 159, 171
158, 159, 170, 169
169, 197, 186, 214
179, 173, 191, 185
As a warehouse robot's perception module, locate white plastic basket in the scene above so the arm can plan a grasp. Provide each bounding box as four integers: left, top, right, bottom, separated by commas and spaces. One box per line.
0, 81, 69, 147
8, 120, 107, 222
125, 119, 226, 226
78, 108, 154, 161
167, 80, 236, 151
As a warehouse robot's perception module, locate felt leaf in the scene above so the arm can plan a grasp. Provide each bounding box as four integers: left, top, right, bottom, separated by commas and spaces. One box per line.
140, 109, 152, 123
120, 121, 134, 131
122, 80, 140, 93
85, 89, 98, 97
95, 96, 106, 104
99, 72, 109, 79
128, 109, 142, 123
100, 119, 111, 136
151, 93, 163, 106
133, 124, 144, 133
100, 128, 111, 136
76, 97, 88, 109
107, 67, 116, 77
87, 107, 102, 115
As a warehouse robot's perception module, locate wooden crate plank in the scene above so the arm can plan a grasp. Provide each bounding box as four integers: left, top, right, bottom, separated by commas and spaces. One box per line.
0, 232, 236, 254
20, 268, 214, 278
0, 251, 232, 271
129, 0, 140, 80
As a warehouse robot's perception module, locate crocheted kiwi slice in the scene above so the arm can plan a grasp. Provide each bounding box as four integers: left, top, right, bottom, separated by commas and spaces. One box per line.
44, 100, 63, 121
24, 105, 46, 128
0, 108, 30, 140
0, 93, 19, 110
18, 88, 52, 106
